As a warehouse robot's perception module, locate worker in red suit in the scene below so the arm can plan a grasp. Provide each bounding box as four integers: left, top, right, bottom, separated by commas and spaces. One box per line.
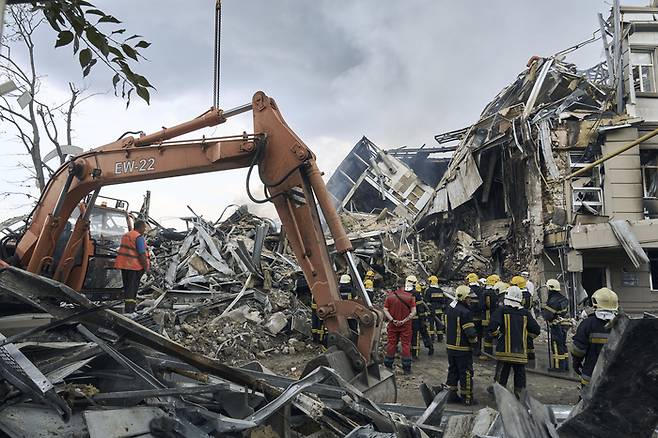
383, 275, 417, 375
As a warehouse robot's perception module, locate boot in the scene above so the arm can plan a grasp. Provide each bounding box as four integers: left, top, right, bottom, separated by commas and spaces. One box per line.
428, 345, 434, 356
401, 357, 412, 375
436, 334, 443, 343
446, 390, 463, 403
383, 356, 394, 370
463, 396, 478, 406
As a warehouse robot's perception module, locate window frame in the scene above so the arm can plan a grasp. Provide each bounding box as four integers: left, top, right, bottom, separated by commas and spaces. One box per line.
631, 47, 658, 96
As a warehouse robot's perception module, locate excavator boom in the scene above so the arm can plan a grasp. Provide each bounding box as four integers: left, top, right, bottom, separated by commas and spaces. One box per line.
9, 91, 395, 401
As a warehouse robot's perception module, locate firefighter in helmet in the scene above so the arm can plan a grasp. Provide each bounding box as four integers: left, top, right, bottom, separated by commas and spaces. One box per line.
571, 287, 619, 388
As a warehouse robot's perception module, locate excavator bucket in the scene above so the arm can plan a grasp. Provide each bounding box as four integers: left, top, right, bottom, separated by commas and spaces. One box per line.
301, 347, 397, 403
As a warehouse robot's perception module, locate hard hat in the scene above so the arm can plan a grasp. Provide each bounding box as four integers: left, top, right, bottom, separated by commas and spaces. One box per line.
494, 281, 509, 295
521, 271, 530, 277
546, 279, 561, 292
339, 274, 351, 284
365, 270, 375, 279
404, 275, 418, 292
504, 286, 523, 308
428, 275, 439, 286
466, 273, 479, 283
592, 288, 619, 312
510, 275, 527, 289
455, 285, 471, 301
486, 274, 501, 286
364, 279, 374, 290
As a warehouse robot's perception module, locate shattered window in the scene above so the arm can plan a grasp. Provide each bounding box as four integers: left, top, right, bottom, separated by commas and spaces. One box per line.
631, 50, 656, 93
641, 150, 658, 198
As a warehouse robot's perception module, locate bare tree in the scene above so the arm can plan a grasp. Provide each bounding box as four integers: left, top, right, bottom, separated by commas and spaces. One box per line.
1, 7, 93, 192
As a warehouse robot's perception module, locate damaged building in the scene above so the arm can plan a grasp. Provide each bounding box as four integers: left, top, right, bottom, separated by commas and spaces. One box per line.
412, 1, 658, 314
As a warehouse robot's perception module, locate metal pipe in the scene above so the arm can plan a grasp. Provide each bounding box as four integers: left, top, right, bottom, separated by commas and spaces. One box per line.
82, 189, 101, 221
345, 252, 373, 309
52, 167, 77, 218
566, 126, 658, 180
223, 103, 253, 118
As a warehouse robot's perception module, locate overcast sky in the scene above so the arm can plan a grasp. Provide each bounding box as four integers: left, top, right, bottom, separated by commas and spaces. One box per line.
0, 0, 648, 228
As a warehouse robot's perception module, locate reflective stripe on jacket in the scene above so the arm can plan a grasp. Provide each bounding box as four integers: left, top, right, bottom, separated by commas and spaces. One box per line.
114, 230, 149, 271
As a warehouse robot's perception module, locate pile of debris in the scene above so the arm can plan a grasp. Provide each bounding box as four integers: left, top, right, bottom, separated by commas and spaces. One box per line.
0, 265, 655, 437
133, 206, 314, 365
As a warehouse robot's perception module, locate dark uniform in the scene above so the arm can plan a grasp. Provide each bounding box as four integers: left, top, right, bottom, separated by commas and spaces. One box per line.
445, 301, 478, 404
311, 298, 326, 345
339, 284, 358, 333
519, 287, 535, 361
571, 314, 611, 387
486, 305, 541, 397
468, 283, 485, 353
425, 285, 446, 342
542, 290, 570, 371
412, 289, 433, 357
481, 285, 498, 355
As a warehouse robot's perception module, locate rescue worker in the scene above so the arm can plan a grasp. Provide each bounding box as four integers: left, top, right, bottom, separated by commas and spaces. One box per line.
466, 273, 484, 356
310, 297, 326, 345
338, 274, 354, 300
383, 276, 417, 374
486, 286, 541, 399
510, 275, 534, 361
114, 220, 149, 313
571, 287, 619, 389
445, 285, 479, 405
425, 275, 445, 342
542, 279, 570, 372
363, 270, 375, 300
481, 274, 501, 356
412, 281, 433, 358
494, 281, 509, 309
339, 274, 357, 333
364, 279, 375, 301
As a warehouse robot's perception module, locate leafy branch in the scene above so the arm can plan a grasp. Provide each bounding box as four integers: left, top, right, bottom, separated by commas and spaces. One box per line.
38, 0, 154, 106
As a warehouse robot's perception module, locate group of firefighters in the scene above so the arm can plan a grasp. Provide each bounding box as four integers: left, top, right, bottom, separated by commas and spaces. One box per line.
310, 269, 620, 407
115, 226, 619, 408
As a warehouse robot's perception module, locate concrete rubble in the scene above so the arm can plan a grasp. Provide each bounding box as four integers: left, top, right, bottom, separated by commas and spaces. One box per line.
0, 262, 655, 437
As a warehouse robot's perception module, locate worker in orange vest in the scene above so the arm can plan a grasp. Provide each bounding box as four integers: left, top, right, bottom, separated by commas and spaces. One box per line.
114, 220, 150, 313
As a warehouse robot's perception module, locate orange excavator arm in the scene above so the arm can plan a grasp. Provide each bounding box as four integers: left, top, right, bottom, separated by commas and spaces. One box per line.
12, 91, 382, 369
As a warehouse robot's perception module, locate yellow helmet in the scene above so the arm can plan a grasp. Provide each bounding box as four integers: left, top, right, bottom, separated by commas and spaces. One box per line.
455, 285, 471, 301
510, 275, 527, 289
364, 279, 374, 290
339, 274, 351, 284
494, 281, 509, 295
365, 270, 375, 279
486, 274, 501, 286
466, 273, 479, 283
428, 275, 439, 286
546, 279, 561, 292
592, 287, 619, 312
404, 275, 418, 292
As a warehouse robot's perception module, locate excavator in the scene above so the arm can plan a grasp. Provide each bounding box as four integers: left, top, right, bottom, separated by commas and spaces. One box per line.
0, 91, 396, 401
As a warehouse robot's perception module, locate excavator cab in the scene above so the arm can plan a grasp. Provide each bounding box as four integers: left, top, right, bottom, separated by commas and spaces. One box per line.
58, 196, 131, 301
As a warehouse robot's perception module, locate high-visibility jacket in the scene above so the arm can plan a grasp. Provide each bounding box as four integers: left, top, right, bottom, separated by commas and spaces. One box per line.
114, 230, 149, 271
445, 301, 478, 355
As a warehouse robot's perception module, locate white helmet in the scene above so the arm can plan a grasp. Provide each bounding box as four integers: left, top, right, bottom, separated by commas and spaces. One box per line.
546, 279, 561, 292
339, 274, 351, 284
504, 286, 523, 309
404, 275, 418, 292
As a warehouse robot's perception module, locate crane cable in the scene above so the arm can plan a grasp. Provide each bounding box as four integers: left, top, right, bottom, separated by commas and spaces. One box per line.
212, 0, 222, 108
